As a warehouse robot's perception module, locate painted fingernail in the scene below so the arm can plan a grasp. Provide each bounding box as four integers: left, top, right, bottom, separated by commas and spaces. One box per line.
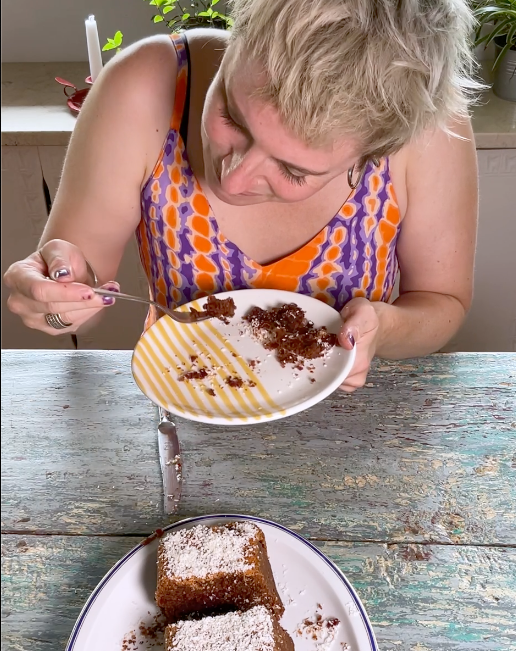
52, 268, 70, 280
102, 296, 115, 306
347, 334, 355, 347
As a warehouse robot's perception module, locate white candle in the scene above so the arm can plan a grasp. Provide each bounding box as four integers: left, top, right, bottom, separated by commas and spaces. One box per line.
85, 15, 103, 83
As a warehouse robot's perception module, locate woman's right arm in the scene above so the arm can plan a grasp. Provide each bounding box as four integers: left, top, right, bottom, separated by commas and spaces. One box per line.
4, 35, 177, 333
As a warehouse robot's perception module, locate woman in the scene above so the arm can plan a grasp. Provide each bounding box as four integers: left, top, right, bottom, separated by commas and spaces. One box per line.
4, 0, 479, 392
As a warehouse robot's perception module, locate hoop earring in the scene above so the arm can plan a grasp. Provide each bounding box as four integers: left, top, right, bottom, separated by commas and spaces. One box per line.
347, 165, 363, 190
347, 158, 381, 189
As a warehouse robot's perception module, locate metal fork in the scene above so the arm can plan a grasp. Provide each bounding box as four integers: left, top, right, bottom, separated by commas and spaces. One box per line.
93, 288, 212, 324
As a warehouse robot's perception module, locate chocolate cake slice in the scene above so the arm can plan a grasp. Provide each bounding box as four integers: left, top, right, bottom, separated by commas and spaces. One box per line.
165, 605, 294, 651
156, 522, 284, 621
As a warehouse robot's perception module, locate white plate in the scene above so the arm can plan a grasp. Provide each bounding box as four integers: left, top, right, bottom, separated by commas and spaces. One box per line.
132, 289, 355, 425
66, 514, 378, 651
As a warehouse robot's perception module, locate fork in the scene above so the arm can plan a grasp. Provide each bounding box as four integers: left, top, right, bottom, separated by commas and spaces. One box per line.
93, 288, 212, 324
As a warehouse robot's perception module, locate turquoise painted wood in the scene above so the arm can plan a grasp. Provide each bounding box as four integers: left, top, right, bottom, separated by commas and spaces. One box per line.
2, 352, 515, 543
2, 535, 515, 651
1, 350, 515, 650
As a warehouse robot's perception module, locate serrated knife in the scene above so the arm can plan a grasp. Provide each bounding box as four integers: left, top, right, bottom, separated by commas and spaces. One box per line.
158, 407, 182, 514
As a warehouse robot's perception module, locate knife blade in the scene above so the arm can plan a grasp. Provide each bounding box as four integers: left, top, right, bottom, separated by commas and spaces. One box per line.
158, 407, 182, 514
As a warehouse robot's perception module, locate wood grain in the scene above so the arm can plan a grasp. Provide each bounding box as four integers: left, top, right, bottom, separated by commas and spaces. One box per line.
2, 535, 514, 651
2, 350, 515, 651
2, 351, 515, 544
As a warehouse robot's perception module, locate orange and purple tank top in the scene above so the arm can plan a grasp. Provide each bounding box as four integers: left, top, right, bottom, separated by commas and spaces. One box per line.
137, 33, 401, 329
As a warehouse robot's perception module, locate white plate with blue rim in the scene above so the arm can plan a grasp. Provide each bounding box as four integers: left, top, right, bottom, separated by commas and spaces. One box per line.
132, 289, 356, 426
66, 514, 378, 651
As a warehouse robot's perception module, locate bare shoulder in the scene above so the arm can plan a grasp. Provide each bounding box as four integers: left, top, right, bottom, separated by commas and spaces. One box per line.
406, 117, 476, 172
95, 34, 178, 112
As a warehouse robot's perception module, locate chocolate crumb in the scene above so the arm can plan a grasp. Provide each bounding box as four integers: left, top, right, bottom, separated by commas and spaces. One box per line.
243, 303, 337, 368
225, 376, 244, 388
179, 368, 209, 382
190, 295, 236, 324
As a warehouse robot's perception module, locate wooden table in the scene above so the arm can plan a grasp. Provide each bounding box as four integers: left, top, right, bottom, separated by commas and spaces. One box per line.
1, 350, 515, 650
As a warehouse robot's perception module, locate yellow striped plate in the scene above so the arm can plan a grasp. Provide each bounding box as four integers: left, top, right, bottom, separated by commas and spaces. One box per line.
131, 289, 355, 425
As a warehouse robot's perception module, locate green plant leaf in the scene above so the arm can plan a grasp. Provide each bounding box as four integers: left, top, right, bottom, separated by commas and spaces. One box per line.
182, 12, 190, 19
481, 17, 513, 47
153, 14, 164, 22
163, 5, 175, 13
211, 0, 220, 5
197, 10, 211, 16
102, 31, 124, 51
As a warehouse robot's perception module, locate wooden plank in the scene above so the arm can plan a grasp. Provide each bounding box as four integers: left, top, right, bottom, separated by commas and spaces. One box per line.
1, 534, 514, 651
442, 149, 516, 353
2, 351, 515, 544
37, 145, 66, 202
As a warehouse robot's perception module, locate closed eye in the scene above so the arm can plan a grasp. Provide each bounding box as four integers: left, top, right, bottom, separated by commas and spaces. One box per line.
219, 106, 244, 133
279, 165, 307, 186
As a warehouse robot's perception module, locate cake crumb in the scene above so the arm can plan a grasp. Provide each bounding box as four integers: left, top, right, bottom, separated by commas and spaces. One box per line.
225, 375, 244, 388
189, 295, 236, 324
296, 605, 342, 650
242, 303, 337, 368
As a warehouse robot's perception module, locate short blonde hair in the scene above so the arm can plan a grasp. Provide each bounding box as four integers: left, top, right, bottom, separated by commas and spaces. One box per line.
227, 0, 480, 163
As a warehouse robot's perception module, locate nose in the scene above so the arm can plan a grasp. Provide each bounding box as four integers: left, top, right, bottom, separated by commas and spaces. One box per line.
219, 149, 262, 195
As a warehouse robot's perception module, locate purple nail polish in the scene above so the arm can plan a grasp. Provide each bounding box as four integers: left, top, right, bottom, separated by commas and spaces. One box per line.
347, 333, 355, 347
52, 268, 70, 280
103, 284, 120, 293
102, 296, 115, 306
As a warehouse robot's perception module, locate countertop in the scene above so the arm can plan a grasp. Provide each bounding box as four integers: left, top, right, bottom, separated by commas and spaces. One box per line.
2, 61, 515, 148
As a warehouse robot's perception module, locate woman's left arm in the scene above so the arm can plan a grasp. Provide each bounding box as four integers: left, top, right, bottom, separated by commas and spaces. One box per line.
339, 119, 478, 391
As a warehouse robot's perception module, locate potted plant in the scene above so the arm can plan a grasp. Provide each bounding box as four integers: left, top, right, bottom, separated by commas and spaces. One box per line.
473, 0, 516, 101
103, 0, 232, 54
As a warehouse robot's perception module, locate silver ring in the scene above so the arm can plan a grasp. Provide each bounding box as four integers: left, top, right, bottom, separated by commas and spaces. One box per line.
45, 313, 72, 330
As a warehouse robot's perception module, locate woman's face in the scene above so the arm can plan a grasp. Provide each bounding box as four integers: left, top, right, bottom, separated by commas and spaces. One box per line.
201, 57, 361, 206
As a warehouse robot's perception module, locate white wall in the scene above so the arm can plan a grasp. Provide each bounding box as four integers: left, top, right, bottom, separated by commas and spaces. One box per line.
1, 0, 172, 62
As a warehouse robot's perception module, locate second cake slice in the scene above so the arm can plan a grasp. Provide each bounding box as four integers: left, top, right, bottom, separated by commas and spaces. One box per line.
156, 521, 284, 621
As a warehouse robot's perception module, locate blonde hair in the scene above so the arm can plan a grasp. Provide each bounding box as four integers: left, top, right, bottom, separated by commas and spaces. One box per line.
227, 0, 480, 163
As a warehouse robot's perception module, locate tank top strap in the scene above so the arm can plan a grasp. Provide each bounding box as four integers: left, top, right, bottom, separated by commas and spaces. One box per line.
169, 32, 190, 133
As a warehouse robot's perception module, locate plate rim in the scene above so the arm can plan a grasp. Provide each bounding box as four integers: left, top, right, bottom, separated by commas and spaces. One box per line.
66, 513, 378, 651
131, 288, 356, 426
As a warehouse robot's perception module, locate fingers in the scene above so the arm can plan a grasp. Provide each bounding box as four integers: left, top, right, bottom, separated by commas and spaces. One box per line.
338, 297, 378, 349
339, 373, 366, 393
25, 306, 104, 335
5, 252, 120, 335
38, 239, 91, 284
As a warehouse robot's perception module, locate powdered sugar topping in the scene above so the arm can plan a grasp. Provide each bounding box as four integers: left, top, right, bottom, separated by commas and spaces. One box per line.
161, 522, 258, 579
166, 606, 276, 651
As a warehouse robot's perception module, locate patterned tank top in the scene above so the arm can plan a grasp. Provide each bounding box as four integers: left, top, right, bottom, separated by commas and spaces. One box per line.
137, 33, 401, 330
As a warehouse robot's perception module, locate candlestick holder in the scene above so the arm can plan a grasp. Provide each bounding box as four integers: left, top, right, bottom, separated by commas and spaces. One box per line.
55, 76, 93, 115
